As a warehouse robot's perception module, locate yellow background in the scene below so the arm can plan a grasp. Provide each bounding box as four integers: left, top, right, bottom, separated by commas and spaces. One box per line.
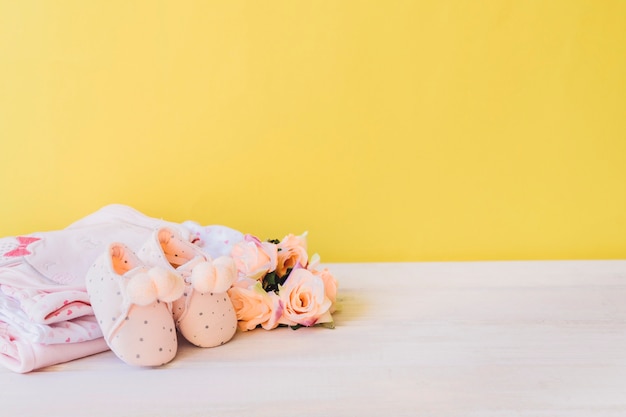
1, 1, 625, 262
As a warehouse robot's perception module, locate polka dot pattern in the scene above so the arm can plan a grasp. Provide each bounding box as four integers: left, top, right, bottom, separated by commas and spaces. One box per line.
137, 226, 238, 348
177, 291, 237, 348
85, 242, 179, 367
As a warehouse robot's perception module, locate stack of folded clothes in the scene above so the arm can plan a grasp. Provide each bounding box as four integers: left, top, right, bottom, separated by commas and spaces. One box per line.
0, 204, 240, 373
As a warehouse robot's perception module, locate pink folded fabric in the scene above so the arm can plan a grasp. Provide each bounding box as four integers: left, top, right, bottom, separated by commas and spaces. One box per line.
0, 324, 109, 373
0, 204, 189, 372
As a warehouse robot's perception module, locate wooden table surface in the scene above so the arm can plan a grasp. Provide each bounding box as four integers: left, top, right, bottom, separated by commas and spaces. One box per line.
2, 261, 626, 417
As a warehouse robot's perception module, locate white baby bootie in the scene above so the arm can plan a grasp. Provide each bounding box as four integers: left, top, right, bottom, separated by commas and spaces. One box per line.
138, 227, 238, 348
86, 243, 184, 366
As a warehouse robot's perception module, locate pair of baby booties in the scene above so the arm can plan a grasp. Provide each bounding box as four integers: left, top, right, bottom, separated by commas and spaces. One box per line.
86, 226, 237, 366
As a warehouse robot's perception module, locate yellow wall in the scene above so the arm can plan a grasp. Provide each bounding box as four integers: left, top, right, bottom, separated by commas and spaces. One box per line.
1, 1, 625, 262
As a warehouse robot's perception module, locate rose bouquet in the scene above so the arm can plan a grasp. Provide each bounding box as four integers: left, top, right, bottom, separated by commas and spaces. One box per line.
226, 233, 338, 331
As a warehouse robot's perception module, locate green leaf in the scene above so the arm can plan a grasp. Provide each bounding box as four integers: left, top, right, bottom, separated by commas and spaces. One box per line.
319, 321, 335, 329
262, 271, 280, 293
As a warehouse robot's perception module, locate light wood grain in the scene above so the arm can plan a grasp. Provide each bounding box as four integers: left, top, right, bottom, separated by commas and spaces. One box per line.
2, 261, 626, 416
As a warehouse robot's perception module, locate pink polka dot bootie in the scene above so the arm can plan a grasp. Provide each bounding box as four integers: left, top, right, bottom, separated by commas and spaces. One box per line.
138, 227, 238, 348
86, 243, 185, 366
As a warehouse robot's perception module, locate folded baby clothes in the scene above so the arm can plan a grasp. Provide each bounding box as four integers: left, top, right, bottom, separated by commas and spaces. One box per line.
0, 323, 109, 373
0, 204, 190, 373
181, 221, 244, 258
0, 289, 102, 344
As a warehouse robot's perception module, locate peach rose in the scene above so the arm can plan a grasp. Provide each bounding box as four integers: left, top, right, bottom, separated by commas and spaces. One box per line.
278, 268, 332, 327
276, 233, 308, 277
228, 283, 282, 331
231, 276, 258, 289
311, 267, 338, 311
306, 253, 338, 307
231, 235, 278, 280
